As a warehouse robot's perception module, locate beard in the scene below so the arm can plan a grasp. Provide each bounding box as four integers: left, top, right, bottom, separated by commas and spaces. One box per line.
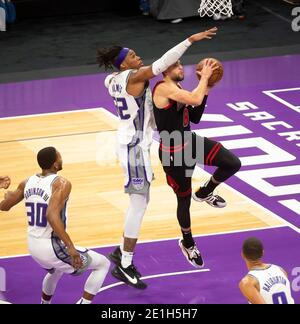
174, 74, 184, 82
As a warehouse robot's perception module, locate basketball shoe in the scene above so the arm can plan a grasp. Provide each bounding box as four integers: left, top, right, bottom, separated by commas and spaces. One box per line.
179, 240, 204, 268
112, 264, 147, 290
108, 247, 142, 277
192, 187, 226, 208
108, 247, 122, 265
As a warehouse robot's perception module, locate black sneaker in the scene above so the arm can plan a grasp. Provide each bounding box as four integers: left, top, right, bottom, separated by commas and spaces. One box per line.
108, 247, 142, 277
179, 240, 204, 268
108, 247, 122, 265
111, 265, 147, 290
192, 190, 226, 208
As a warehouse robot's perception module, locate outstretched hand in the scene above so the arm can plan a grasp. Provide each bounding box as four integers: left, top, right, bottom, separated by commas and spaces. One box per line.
188, 27, 218, 43
0, 176, 11, 189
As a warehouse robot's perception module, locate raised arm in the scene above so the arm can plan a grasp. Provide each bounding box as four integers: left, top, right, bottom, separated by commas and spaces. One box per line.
154, 60, 217, 108
46, 177, 82, 270
239, 276, 266, 304
0, 180, 26, 211
129, 28, 218, 84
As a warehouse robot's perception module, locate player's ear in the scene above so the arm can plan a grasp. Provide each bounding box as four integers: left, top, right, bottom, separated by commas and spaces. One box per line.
53, 161, 59, 171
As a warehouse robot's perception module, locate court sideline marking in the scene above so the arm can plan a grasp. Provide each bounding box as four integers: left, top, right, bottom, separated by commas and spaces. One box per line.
98, 269, 211, 293
0, 225, 287, 260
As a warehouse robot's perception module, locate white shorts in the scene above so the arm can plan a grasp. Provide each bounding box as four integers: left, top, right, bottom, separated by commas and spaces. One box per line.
28, 236, 90, 275
117, 144, 153, 194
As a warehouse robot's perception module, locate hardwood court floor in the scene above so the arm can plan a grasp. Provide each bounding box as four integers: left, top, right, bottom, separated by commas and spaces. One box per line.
0, 108, 284, 257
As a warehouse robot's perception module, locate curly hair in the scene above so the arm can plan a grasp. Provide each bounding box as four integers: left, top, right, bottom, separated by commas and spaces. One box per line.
96, 46, 123, 70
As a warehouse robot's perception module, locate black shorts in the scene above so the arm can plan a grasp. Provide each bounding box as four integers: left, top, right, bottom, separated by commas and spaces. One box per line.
159, 133, 223, 197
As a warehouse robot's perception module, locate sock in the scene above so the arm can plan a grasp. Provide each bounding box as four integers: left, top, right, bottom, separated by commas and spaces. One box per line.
76, 297, 92, 305
121, 251, 133, 268
182, 230, 194, 249
119, 237, 124, 253
196, 178, 219, 198
41, 298, 51, 304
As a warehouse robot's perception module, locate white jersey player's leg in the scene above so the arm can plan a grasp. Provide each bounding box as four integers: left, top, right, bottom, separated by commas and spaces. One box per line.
110, 143, 152, 289
41, 249, 110, 305
28, 237, 110, 304
76, 250, 110, 304
41, 270, 64, 304
120, 191, 150, 269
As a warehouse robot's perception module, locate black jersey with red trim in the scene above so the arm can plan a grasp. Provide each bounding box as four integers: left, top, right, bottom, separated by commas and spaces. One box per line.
152, 81, 208, 148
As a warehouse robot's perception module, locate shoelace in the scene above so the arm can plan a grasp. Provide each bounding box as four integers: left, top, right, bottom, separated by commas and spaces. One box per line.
188, 246, 201, 259
206, 194, 217, 202
129, 264, 139, 274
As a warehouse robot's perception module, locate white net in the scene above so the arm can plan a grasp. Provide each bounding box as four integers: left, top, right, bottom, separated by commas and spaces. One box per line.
198, 0, 233, 17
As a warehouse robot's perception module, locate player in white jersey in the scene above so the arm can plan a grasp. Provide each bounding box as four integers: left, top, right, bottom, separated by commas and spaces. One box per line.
239, 237, 295, 304
96, 27, 218, 289
0, 176, 11, 304
0, 147, 110, 304
0, 176, 10, 189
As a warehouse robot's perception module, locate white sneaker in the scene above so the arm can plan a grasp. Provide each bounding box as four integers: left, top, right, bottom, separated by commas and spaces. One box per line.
192, 192, 227, 208
179, 240, 204, 268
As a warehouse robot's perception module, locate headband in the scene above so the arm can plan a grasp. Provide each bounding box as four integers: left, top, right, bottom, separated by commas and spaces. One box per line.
114, 48, 130, 70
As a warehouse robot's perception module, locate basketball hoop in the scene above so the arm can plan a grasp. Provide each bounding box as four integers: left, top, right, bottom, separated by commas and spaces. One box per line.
198, 0, 233, 17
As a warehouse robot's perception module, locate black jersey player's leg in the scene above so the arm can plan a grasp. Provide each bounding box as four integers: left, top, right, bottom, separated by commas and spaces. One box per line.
193, 137, 241, 207
164, 165, 193, 242
163, 165, 204, 268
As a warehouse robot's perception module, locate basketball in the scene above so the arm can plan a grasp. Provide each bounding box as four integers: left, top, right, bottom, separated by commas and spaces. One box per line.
196, 58, 224, 87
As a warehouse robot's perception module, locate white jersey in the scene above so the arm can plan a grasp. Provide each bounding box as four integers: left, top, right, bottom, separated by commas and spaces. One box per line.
24, 174, 67, 240
248, 264, 294, 304
105, 69, 156, 151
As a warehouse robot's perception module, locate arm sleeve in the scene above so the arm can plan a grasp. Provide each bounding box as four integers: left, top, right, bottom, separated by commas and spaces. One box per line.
152, 39, 192, 76
188, 95, 208, 124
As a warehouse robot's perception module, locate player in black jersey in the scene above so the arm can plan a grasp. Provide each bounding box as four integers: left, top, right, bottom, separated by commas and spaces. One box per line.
153, 60, 241, 267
